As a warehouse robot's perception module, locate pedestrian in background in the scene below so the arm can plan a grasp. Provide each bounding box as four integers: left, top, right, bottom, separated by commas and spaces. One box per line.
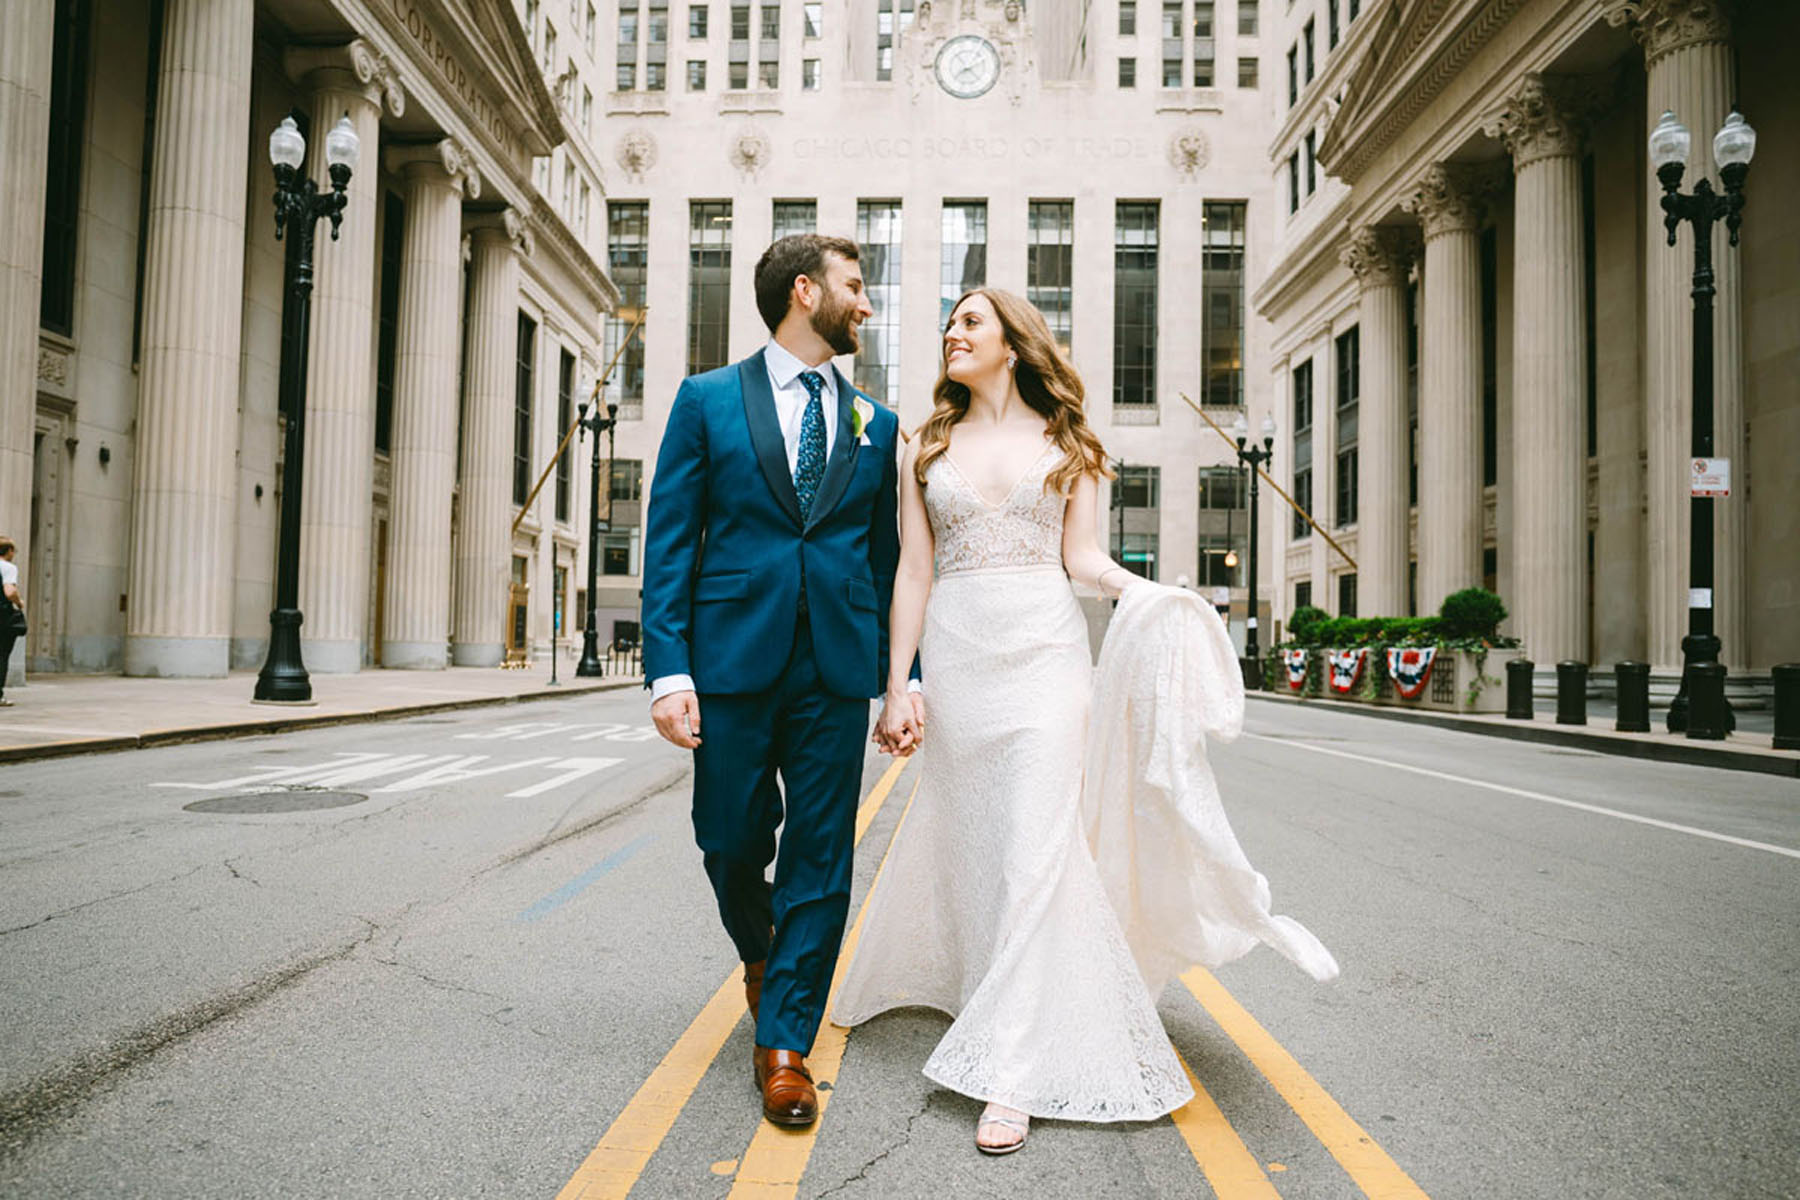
0, 536, 22, 707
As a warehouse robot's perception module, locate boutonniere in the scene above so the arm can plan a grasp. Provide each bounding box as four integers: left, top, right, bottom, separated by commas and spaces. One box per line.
850, 396, 876, 443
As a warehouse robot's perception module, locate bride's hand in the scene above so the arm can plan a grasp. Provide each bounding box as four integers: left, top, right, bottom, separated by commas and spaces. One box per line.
877, 691, 921, 754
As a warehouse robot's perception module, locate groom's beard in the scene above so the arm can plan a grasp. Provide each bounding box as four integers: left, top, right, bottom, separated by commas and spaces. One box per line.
811, 290, 861, 356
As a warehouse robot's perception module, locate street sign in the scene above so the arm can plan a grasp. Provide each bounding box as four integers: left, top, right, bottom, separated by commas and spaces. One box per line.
1690, 457, 1731, 497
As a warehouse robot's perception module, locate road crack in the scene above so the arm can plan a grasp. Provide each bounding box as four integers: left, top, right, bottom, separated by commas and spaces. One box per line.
812, 1092, 938, 1199
0, 864, 209, 938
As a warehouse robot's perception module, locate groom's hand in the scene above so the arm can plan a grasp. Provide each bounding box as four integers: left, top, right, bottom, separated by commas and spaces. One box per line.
652, 690, 703, 749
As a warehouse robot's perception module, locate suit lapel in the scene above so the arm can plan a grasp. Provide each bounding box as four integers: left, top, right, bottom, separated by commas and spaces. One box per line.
738, 351, 803, 528
804, 366, 863, 532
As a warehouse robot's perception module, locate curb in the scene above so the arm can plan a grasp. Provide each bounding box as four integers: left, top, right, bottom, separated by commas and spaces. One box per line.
1248, 691, 1799, 780
0, 678, 643, 766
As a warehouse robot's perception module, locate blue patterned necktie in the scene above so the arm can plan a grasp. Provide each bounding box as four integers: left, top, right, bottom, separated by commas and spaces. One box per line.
794, 370, 827, 520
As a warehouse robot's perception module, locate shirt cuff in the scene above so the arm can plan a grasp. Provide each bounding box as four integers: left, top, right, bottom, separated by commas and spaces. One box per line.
651, 674, 697, 702
907, 679, 923, 694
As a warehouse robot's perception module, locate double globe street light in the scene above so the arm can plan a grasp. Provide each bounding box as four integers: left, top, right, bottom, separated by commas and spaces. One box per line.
1231, 411, 1276, 690
255, 113, 359, 704
1647, 108, 1755, 739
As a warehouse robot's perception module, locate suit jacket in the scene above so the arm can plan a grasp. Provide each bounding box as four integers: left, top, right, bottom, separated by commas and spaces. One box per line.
641, 349, 902, 699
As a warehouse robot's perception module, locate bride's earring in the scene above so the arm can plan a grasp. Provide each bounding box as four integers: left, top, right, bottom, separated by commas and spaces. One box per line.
1006, 353, 1017, 371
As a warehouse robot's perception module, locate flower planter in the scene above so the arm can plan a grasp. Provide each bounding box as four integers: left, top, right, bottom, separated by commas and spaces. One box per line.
1303, 646, 1519, 714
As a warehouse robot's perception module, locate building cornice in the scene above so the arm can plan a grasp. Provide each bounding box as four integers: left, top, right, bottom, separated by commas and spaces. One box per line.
523, 195, 620, 325
1318, 0, 1529, 184
1252, 191, 1354, 318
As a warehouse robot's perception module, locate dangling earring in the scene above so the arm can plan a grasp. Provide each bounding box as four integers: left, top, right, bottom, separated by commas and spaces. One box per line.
1006, 353, 1017, 371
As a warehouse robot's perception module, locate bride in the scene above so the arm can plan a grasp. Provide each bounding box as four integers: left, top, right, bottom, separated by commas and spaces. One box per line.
833, 288, 1337, 1154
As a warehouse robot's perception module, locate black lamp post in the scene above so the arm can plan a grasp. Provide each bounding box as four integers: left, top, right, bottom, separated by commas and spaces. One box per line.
1232, 411, 1277, 690
575, 397, 620, 677
254, 113, 359, 704
1649, 108, 1755, 739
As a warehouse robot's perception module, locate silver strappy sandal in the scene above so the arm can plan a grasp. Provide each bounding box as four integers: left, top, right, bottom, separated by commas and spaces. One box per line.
976, 1104, 1030, 1155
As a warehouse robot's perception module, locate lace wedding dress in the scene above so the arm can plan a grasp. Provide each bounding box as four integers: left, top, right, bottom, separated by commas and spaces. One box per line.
832, 443, 1337, 1122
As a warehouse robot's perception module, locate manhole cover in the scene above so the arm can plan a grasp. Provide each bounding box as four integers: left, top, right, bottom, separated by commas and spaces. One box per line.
183, 789, 368, 814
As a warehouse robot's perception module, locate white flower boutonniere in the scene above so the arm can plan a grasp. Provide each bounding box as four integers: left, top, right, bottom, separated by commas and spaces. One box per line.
851, 396, 876, 445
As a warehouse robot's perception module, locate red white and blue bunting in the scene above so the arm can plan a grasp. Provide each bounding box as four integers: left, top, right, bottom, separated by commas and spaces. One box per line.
1385, 646, 1438, 700
1327, 648, 1367, 694
1282, 649, 1309, 691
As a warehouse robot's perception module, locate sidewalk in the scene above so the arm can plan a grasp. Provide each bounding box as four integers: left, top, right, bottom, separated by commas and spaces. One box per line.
0, 661, 643, 763
1250, 690, 1799, 780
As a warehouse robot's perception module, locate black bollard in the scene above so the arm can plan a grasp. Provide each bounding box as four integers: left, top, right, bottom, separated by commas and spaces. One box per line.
1615, 661, 1651, 733
1506, 658, 1534, 720
1774, 664, 1800, 752
1686, 662, 1728, 741
1555, 660, 1588, 725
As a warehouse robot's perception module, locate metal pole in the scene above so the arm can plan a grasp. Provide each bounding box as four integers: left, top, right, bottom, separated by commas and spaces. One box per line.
576, 402, 606, 677
1246, 453, 1262, 662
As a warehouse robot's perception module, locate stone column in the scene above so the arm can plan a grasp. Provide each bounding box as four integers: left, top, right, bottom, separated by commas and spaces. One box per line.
0, 0, 53, 686
1340, 226, 1415, 618
1487, 74, 1596, 666
124, 0, 254, 677
453, 213, 530, 667
382, 142, 479, 669
285, 43, 404, 673
1606, 0, 1741, 671
1403, 165, 1489, 614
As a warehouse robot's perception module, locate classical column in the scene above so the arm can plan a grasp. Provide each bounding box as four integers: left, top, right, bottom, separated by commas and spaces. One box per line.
453, 214, 530, 667
1340, 226, 1415, 618
1487, 74, 1596, 666
284, 43, 404, 673
382, 143, 480, 669
1403, 164, 1489, 613
124, 0, 254, 677
1606, 0, 1741, 671
0, 0, 53, 685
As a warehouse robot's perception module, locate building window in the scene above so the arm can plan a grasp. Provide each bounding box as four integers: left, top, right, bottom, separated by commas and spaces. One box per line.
563, 161, 576, 216
760, 3, 780, 43
688, 201, 732, 374
772, 199, 817, 239
603, 461, 645, 575
1120, 0, 1137, 35
1237, 56, 1257, 88
804, 0, 822, 37
582, 86, 593, 133
39, 0, 89, 338
587, 0, 599, 53
526, 0, 540, 47
1113, 201, 1158, 410
1349, 0, 1360, 19
688, 60, 708, 88
374, 191, 404, 454
1295, 579, 1312, 611
876, 0, 917, 81
758, 60, 778, 87
855, 200, 903, 406
1112, 465, 1160, 580
803, 58, 821, 88
556, 349, 575, 523
1337, 572, 1357, 617
1286, 45, 1297, 105
1239, 0, 1258, 36
1335, 326, 1359, 528
545, 20, 559, 72
1118, 56, 1137, 87
607, 202, 649, 406
940, 201, 988, 325
580, 180, 592, 236
617, 62, 636, 89
1287, 152, 1299, 214
1197, 466, 1246, 587
1302, 18, 1315, 81
1191, 1, 1214, 85
731, 2, 750, 37
513, 312, 537, 507
1304, 129, 1316, 195
690, 4, 709, 36
729, 60, 749, 87
1292, 359, 1313, 541
649, 2, 669, 44
610, 459, 645, 502
619, 0, 640, 46
648, 61, 667, 89
1327, 0, 1339, 48
1027, 200, 1074, 350
1161, 0, 1182, 86
1201, 201, 1245, 408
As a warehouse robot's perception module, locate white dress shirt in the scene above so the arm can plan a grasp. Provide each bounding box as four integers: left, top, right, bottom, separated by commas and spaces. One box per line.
651, 340, 841, 703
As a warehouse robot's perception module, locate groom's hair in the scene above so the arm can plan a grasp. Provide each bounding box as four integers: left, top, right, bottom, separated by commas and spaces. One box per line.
754, 234, 860, 332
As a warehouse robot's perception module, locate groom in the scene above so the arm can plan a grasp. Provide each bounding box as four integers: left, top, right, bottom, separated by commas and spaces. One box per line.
642, 234, 907, 1127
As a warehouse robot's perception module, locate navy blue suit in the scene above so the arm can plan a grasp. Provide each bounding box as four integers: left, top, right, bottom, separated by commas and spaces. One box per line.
642, 349, 900, 1053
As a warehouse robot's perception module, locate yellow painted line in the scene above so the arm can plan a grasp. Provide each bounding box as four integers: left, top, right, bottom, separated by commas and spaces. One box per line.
1182, 967, 1430, 1200
1168, 1055, 1283, 1199
725, 775, 922, 1198
554, 754, 913, 1200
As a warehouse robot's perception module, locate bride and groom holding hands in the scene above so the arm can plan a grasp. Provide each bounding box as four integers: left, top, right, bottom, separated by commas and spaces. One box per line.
641, 233, 1338, 1155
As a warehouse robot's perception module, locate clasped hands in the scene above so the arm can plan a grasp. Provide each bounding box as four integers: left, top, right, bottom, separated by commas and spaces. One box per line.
873, 689, 926, 756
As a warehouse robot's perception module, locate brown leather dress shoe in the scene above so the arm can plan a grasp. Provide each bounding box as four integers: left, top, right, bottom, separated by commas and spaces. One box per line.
753, 1046, 818, 1127
743, 960, 766, 1022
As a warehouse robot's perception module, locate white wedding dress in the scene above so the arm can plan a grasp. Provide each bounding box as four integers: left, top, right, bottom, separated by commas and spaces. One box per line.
832, 444, 1337, 1122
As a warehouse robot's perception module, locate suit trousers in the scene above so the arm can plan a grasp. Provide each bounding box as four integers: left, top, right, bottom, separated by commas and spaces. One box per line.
691, 613, 869, 1054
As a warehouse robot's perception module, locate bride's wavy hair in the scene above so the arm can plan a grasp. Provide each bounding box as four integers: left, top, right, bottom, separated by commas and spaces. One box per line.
913, 288, 1113, 496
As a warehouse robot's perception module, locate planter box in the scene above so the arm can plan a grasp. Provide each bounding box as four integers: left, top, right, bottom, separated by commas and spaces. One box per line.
1311, 647, 1519, 714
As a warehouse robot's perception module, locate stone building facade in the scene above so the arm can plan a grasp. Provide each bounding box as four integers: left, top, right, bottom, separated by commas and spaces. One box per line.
0, 0, 618, 682
1257, 0, 1797, 693
591, 0, 1280, 642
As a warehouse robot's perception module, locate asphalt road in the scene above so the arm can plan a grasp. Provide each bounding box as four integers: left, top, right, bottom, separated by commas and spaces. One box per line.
0, 688, 1794, 1199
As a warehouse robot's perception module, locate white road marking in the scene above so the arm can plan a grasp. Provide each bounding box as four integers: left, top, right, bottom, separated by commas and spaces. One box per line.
369, 755, 559, 792
152, 752, 624, 799
455, 721, 660, 743
505, 757, 624, 798
1248, 733, 1800, 861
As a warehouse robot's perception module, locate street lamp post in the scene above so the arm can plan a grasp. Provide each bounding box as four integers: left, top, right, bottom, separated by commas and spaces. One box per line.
575, 396, 620, 677
254, 114, 359, 704
1232, 412, 1277, 690
1649, 108, 1755, 739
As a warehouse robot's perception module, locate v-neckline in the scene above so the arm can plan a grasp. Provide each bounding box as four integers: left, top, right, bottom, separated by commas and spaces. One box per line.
943, 441, 1057, 510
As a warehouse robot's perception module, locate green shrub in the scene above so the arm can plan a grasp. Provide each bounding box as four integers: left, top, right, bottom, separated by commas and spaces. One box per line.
1286, 605, 1330, 646
1439, 588, 1508, 641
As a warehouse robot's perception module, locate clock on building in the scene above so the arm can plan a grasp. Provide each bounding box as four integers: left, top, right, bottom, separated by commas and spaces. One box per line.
934, 35, 1001, 99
